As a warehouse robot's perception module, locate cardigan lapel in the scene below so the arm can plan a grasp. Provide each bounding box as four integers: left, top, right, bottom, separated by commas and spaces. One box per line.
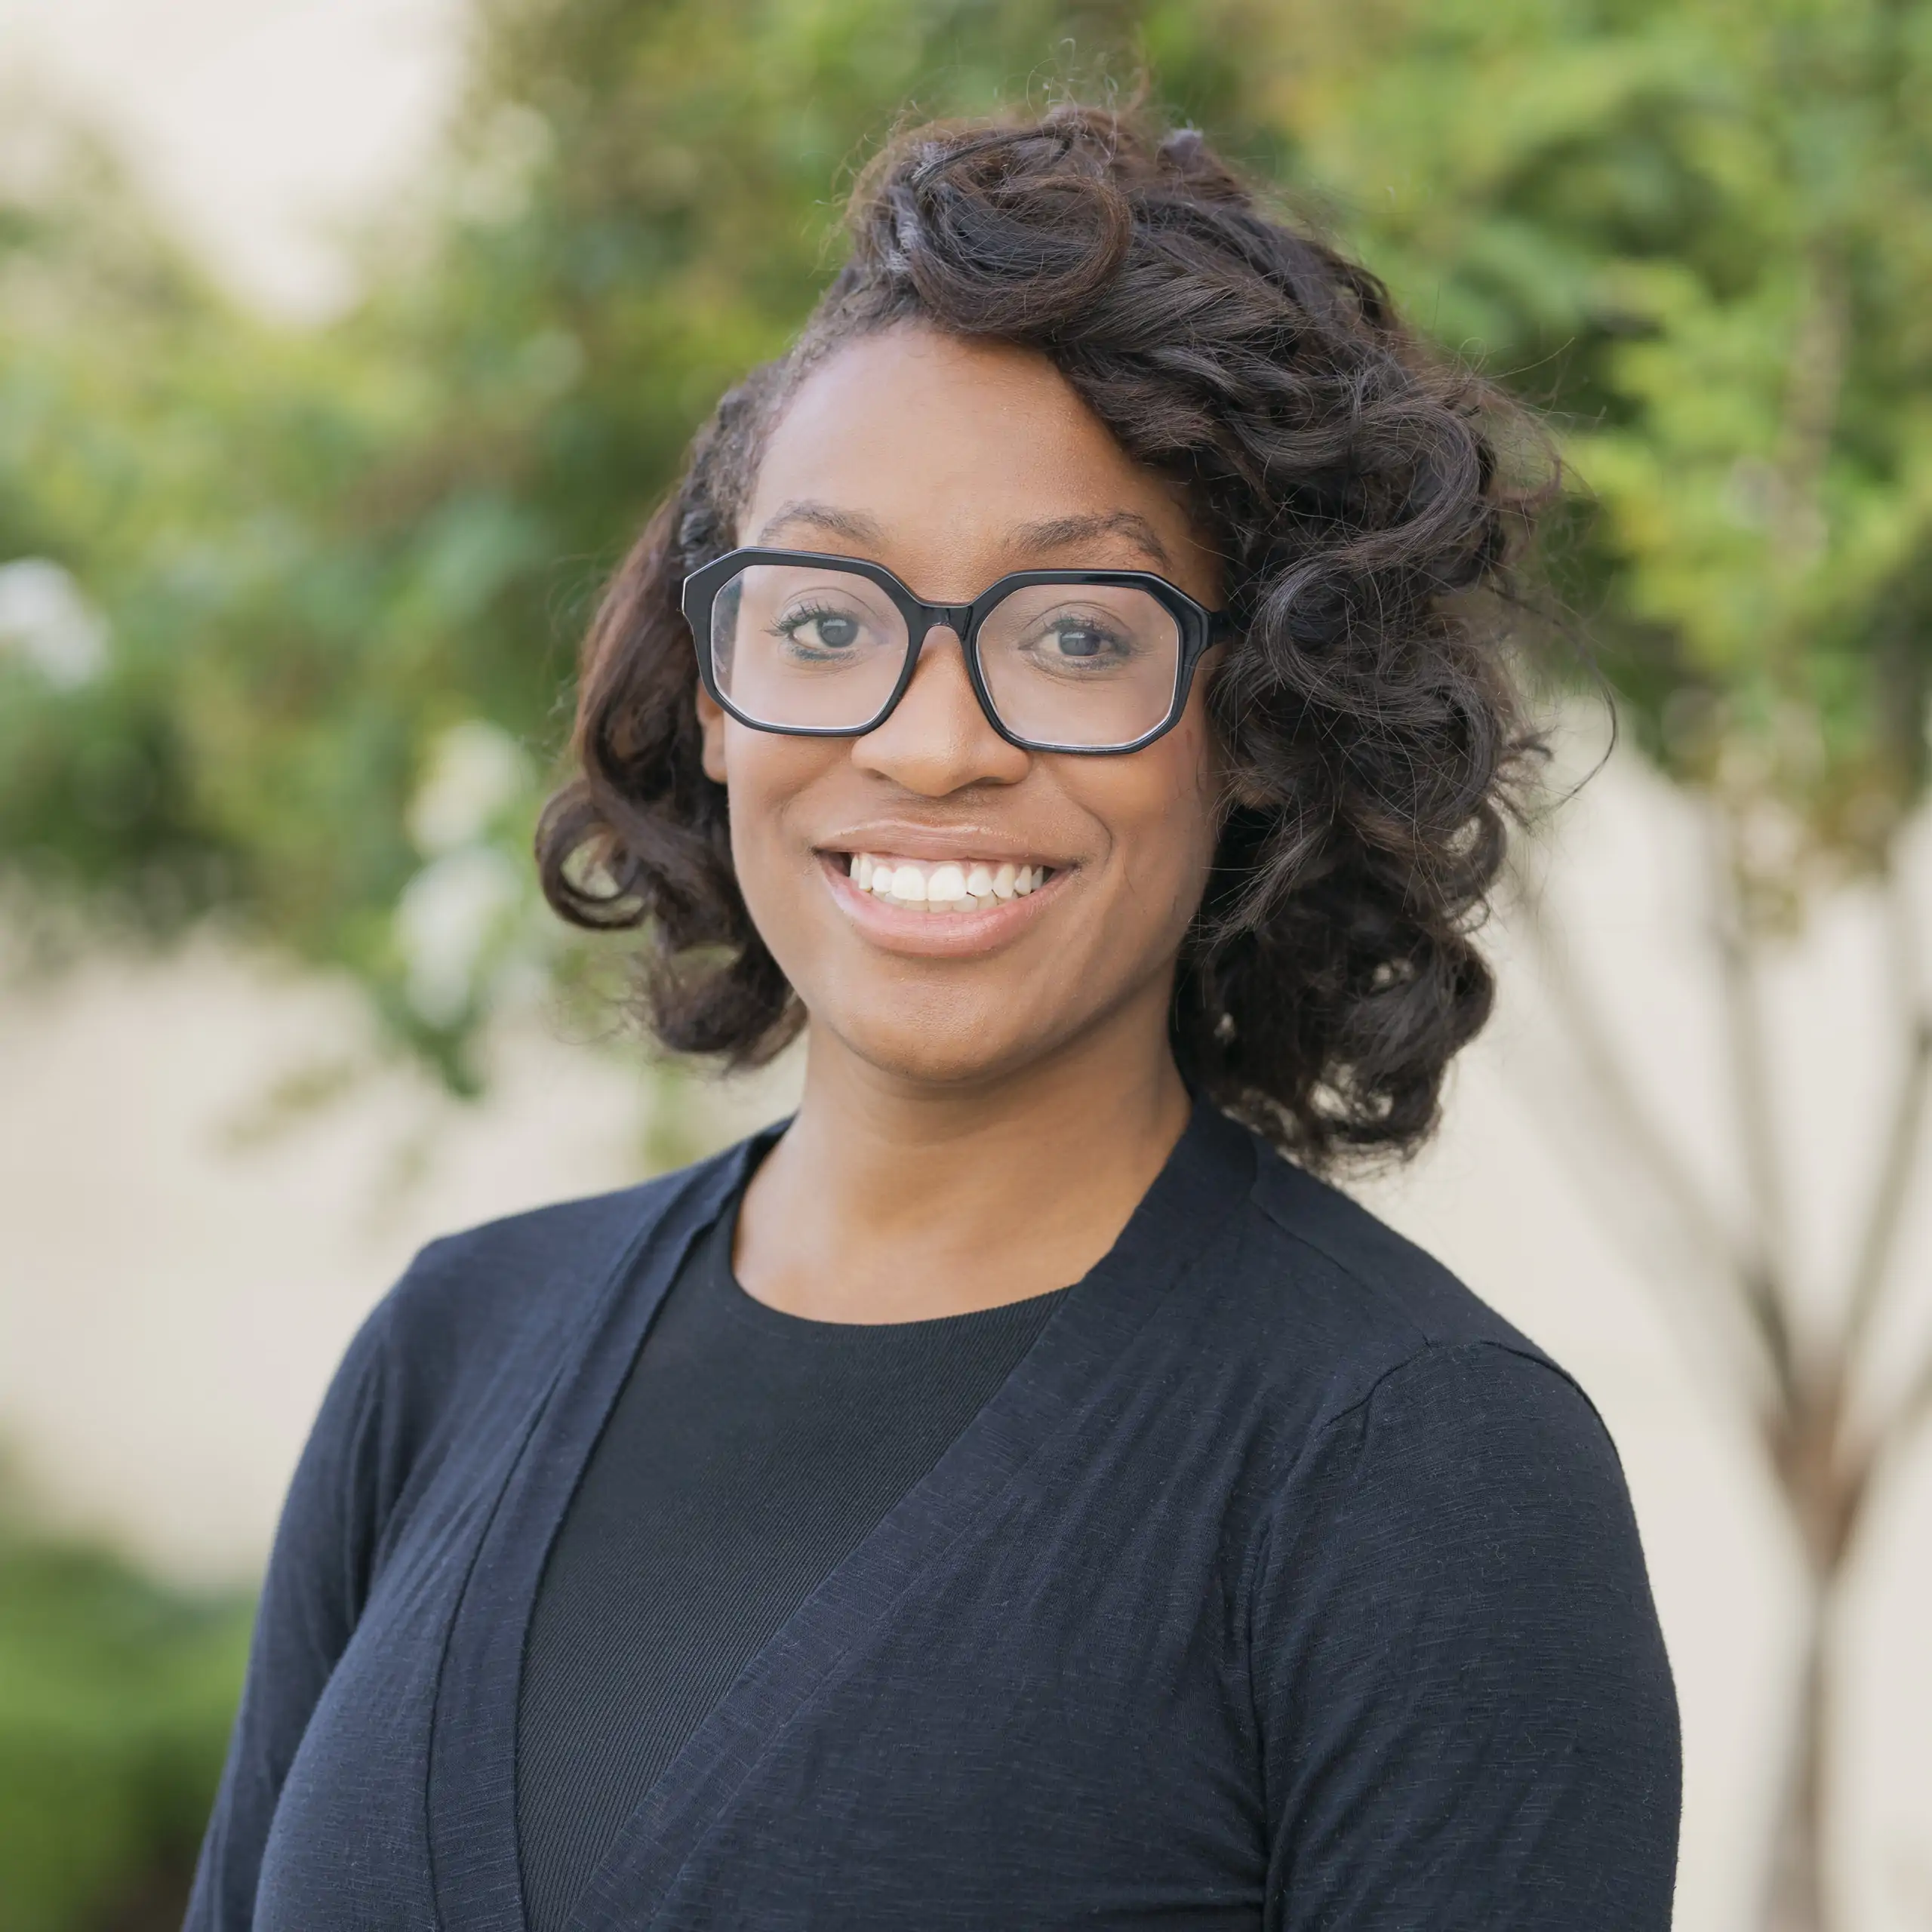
562, 1100, 1257, 1932
424, 1137, 765, 1932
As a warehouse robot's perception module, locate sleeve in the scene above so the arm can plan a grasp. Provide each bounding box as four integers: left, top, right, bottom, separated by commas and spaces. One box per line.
182, 1294, 402, 1931
1253, 1340, 1681, 1931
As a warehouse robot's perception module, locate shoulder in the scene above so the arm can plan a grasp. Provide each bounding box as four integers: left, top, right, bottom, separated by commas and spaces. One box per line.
1164, 1131, 1675, 1795
1204, 1124, 1584, 1438
1234, 1284, 1681, 1918
1285, 1338, 1632, 1557
1171, 1121, 1636, 1541
380, 1163, 699, 1355
379, 1139, 749, 1374
1249, 1337, 1674, 1772
1222, 1145, 1641, 1598
318, 1142, 752, 1508
1244, 1135, 1541, 1357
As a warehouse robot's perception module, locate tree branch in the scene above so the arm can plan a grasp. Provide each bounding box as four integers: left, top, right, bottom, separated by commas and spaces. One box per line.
1842, 860, 1932, 1368
1506, 852, 1784, 1413
1709, 811, 1802, 1409
1853, 1344, 1932, 1518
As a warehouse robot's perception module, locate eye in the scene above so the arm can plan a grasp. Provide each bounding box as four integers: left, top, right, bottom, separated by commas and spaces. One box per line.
1048, 621, 1109, 658
774, 601, 868, 656
801, 612, 860, 650
1026, 610, 1132, 667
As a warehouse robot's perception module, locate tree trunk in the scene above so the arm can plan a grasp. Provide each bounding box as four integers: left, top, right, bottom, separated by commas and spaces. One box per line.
1764, 1587, 1832, 1932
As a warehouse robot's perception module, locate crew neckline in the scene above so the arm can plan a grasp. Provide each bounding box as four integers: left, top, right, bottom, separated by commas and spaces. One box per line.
703, 1195, 1075, 1341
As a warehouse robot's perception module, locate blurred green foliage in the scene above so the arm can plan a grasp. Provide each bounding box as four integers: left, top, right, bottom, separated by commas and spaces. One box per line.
1, 0, 1928, 1063
0, 1517, 251, 1930
1265, 0, 1932, 908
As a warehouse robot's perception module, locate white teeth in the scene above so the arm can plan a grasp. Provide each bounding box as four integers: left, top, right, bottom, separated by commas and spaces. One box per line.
849, 852, 1051, 912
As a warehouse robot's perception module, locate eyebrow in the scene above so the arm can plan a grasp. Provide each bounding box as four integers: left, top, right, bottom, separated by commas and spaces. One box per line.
752, 501, 1175, 573
1005, 511, 1174, 571
754, 500, 890, 547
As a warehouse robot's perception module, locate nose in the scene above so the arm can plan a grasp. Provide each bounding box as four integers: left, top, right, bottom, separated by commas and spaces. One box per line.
851, 626, 1029, 795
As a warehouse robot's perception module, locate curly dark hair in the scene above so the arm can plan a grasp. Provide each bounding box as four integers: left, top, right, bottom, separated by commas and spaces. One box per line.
537, 102, 1550, 1170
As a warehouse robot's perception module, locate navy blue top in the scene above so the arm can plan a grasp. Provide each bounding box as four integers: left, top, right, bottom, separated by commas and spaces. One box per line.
515, 1196, 1069, 1928
186, 1100, 1680, 1930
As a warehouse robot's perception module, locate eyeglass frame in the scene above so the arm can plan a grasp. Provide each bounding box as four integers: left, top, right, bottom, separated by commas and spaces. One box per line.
681, 546, 1233, 756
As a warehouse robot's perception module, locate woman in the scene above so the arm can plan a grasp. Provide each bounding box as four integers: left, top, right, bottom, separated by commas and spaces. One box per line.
189, 106, 1679, 1930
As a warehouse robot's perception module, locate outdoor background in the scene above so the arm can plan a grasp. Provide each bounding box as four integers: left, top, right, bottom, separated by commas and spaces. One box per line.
2, 1, 1930, 1928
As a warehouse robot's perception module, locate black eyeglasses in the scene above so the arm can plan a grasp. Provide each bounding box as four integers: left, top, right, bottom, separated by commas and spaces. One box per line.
682, 548, 1231, 755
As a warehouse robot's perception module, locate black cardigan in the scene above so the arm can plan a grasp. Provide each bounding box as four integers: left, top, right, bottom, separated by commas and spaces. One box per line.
187, 1100, 1681, 1930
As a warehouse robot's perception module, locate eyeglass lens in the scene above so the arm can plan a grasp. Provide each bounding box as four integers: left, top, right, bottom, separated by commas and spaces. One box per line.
709, 561, 1183, 748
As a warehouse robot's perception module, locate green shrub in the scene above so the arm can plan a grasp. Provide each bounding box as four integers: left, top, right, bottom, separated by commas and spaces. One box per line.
0, 1527, 251, 1932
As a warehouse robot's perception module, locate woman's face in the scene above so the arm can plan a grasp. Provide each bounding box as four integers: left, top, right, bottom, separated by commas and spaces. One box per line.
698, 325, 1225, 1091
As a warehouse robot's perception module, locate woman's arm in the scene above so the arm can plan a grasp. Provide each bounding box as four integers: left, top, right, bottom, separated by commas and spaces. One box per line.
183, 1296, 400, 1930
1254, 1340, 1681, 1930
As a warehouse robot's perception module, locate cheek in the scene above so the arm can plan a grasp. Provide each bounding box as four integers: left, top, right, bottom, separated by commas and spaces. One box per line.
719, 728, 835, 888
1069, 724, 1222, 935
1113, 724, 1220, 872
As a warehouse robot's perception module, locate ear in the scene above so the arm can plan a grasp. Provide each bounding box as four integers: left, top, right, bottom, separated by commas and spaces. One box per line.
696, 684, 730, 784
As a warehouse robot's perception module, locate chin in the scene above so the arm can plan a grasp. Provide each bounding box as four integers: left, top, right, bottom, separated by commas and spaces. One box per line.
826, 1001, 1044, 1091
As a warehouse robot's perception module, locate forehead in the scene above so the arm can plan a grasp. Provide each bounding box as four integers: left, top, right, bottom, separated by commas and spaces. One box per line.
740, 327, 1211, 595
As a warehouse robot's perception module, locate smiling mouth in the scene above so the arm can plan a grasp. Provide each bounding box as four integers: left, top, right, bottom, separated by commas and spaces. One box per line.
841, 851, 1056, 913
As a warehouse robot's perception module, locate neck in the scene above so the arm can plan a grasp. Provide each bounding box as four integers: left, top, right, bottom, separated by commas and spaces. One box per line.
732, 994, 1192, 1322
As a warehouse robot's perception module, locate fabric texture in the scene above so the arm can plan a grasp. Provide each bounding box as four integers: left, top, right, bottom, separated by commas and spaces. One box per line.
515, 1201, 1069, 1931
185, 1100, 1681, 1931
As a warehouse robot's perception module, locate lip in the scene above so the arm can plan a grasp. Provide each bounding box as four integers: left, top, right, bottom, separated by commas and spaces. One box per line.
817, 851, 1067, 957
814, 822, 1065, 869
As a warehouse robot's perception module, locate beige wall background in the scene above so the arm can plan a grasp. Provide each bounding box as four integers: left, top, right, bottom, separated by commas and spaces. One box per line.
0, 6, 1927, 1929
